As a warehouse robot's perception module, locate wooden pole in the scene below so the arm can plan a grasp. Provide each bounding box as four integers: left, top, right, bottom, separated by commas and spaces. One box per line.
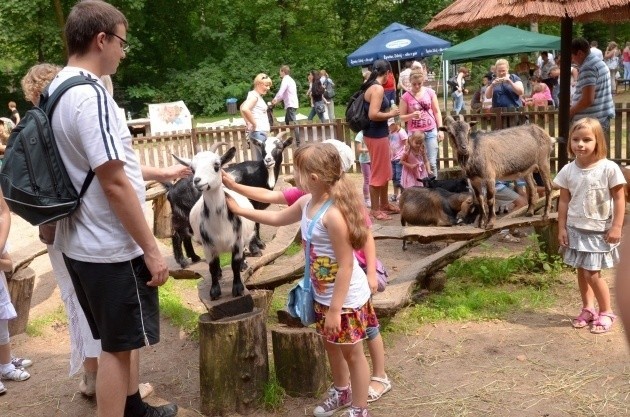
199, 310, 269, 416
7, 267, 36, 335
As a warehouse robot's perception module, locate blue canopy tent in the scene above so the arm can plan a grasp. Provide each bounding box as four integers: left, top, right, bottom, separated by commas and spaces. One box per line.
347, 23, 451, 67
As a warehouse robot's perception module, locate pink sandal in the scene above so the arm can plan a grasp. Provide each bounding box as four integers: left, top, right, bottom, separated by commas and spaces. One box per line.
572, 307, 598, 329
590, 312, 616, 334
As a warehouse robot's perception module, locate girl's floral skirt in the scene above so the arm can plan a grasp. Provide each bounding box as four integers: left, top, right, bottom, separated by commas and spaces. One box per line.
314, 299, 379, 344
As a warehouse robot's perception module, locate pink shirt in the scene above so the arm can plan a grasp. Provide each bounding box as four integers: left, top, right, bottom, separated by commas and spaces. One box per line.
401, 89, 437, 133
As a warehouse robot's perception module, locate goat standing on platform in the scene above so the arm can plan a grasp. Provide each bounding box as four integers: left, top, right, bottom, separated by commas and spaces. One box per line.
440, 116, 554, 229
174, 148, 255, 300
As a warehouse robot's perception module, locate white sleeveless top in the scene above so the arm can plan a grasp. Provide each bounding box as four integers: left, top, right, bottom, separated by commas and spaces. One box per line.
301, 198, 371, 309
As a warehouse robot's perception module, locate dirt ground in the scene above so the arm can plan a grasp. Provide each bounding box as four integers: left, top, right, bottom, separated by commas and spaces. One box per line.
2, 176, 630, 417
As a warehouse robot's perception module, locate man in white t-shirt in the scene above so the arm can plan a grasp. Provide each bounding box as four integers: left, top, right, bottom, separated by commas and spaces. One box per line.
50, 3, 188, 417
590, 40, 604, 61
271, 65, 300, 145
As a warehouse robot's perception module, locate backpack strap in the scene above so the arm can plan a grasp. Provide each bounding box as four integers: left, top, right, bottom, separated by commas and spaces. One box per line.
42, 75, 99, 198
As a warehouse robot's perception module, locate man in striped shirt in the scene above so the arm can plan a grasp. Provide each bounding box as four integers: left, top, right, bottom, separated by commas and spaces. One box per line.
570, 37, 615, 132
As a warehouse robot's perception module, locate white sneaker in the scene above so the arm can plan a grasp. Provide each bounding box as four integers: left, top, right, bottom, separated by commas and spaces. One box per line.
1, 365, 30, 381
0, 381, 6, 395
364, 199, 371, 208
11, 357, 33, 369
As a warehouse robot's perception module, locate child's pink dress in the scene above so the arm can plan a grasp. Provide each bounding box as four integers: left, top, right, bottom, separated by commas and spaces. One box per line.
401, 149, 429, 188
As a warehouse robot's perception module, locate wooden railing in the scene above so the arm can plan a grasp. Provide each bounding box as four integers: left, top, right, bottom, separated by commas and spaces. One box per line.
132, 103, 630, 175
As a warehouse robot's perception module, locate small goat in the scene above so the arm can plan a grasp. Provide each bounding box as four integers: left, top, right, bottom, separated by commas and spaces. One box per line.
399, 187, 478, 250
174, 148, 255, 300
225, 131, 293, 255
440, 116, 553, 229
421, 176, 470, 193
163, 142, 229, 268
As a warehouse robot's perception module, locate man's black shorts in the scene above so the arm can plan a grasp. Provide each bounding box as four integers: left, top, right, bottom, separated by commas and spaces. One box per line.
63, 255, 160, 352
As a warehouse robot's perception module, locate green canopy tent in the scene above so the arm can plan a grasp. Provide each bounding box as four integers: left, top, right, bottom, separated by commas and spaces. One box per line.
443, 25, 560, 63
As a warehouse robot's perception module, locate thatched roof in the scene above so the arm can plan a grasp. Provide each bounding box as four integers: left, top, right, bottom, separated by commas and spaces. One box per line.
425, 0, 630, 31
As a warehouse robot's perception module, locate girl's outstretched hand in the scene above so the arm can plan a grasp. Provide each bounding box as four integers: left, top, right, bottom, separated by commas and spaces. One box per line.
558, 228, 569, 247
605, 225, 622, 244
324, 310, 341, 335
224, 193, 241, 214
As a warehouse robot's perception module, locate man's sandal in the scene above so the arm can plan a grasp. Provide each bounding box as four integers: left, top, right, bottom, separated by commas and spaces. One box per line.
367, 375, 392, 403
590, 312, 616, 334
572, 307, 598, 329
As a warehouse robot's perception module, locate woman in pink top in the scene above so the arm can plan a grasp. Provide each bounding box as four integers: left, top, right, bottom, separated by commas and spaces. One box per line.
398, 70, 443, 178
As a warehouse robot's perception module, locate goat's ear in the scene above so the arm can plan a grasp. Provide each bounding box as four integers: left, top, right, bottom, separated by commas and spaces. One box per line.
282, 136, 294, 148
172, 154, 192, 167
469, 121, 478, 128
221, 147, 237, 166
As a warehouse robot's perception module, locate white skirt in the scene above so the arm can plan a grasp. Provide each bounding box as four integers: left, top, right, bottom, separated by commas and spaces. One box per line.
561, 226, 619, 271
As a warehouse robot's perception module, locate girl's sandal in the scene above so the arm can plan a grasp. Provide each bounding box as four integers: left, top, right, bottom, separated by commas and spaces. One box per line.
590, 312, 616, 334
373, 211, 392, 221
572, 307, 598, 329
367, 375, 392, 403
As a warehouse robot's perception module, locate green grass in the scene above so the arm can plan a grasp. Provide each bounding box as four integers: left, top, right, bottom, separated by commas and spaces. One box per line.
260, 365, 286, 411
385, 236, 565, 334
283, 242, 302, 257
26, 305, 67, 337
159, 279, 202, 340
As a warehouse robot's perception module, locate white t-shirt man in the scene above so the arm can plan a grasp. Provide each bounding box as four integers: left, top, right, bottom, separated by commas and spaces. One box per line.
49, 67, 146, 263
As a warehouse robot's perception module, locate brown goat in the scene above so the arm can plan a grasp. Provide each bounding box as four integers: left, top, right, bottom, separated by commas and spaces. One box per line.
399, 187, 478, 250
439, 116, 554, 229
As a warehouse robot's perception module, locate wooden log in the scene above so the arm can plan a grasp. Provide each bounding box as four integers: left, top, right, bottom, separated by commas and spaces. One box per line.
438, 166, 464, 179
534, 220, 560, 259
249, 289, 273, 317
199, 310, 269, 416
152, 193, 171, 239
7, 267, 36, 336
271, 326, 328, 397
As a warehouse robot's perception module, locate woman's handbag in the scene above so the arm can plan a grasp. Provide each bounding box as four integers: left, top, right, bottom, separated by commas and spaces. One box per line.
286, 199, 332, 326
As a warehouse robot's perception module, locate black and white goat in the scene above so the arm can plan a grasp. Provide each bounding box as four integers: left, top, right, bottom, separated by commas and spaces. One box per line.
224, 131, 293, 255
174, 147, 255, 300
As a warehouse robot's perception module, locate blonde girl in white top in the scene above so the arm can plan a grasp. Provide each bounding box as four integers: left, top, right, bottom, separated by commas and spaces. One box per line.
553, 118, 626, 334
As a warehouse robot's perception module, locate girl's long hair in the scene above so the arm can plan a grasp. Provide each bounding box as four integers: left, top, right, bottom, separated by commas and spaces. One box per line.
363, 59, 391, 90
310, 70, 324, 97
293, 143, 368, 249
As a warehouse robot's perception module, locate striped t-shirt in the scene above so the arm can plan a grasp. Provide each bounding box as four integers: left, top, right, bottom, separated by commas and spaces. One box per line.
571, 53, 615, 124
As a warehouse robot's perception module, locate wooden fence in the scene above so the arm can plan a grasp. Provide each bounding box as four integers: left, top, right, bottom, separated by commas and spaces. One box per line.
132, 102, 630, 175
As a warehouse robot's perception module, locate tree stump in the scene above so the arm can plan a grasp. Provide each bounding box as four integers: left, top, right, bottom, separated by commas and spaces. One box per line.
249, 289, 273, 317
534, 220, 559, 259
199, 309, 268, 416
7, 267, 36, 335
271, 326, 328, 397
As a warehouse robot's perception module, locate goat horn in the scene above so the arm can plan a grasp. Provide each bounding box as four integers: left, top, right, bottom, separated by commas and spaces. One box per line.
274, 130, 288, 140
209, 141, 229, 152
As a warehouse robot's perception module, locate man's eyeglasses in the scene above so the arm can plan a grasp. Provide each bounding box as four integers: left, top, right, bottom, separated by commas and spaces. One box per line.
106, 32, 130, 53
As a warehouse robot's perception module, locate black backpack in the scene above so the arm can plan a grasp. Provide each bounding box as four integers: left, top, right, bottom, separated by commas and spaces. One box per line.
0, 76, 96, 226
447, 76, 459, 92
323, 78, 336, 100
345, 85, 370, 133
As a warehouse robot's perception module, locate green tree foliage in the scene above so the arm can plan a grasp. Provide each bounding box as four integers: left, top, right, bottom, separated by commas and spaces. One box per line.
1, 0, 628, 117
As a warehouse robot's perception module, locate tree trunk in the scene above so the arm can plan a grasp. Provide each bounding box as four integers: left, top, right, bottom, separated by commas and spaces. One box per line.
7, 267, 35, 336
271, 326, 328, 397
199, 309, 268, 416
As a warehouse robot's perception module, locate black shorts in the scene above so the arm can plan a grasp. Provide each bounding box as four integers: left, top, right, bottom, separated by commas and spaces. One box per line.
63, 255, 160, 352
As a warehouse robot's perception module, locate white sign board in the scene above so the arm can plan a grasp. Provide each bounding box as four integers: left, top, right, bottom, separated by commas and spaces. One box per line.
148, 101, 192, 134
